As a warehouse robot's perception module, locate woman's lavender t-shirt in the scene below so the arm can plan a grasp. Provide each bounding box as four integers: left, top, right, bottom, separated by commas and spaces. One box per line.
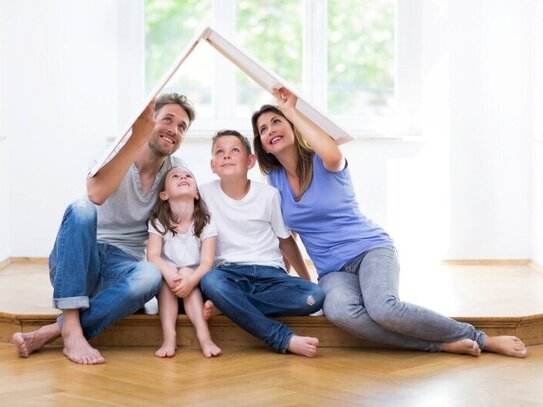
268, 154, 392, 278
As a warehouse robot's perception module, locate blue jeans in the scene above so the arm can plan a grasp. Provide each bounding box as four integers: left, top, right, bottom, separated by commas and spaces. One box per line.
200, 264, 324, 353
48, 200, 162, 339
319, 246, 486, 352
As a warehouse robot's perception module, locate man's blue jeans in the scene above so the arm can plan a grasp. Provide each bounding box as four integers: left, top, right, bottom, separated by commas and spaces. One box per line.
48, 200, 162, 339
200, 264, 324, 353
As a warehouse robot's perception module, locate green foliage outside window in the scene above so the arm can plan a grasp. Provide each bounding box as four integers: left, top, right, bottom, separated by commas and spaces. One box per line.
145, 0, 395, 116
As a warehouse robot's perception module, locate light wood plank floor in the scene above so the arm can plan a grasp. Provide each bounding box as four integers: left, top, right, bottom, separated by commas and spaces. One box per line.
1, 261, 543, 404
2, 260, 543, 317
1, 344, 542, 406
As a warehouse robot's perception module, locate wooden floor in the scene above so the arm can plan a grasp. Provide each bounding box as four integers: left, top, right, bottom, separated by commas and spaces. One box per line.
1, 260, 543, 405
1, 344, 542, 406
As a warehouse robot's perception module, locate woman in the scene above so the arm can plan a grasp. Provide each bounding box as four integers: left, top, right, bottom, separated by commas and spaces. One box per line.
251, 87, 527, 357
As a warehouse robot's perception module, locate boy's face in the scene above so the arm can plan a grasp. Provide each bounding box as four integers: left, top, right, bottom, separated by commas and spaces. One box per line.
210, 135, 255, 180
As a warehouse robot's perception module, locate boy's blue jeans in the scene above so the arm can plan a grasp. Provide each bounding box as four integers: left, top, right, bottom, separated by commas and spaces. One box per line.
48, 200, 162, 340
200, 264, 324, 353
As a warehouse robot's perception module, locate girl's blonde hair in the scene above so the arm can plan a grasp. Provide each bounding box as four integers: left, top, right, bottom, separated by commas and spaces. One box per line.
251, 105, 314, 200
148, 167, 210, 238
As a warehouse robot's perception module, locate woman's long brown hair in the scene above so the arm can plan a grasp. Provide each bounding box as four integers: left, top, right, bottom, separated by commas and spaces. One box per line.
251, 105, 314, 200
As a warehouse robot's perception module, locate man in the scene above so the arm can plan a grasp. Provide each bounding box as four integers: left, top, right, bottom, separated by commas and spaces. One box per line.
12, 93, 195, 364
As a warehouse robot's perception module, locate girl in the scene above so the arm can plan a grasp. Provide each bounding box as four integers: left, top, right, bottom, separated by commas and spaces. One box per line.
147, 165, 221, 358
250, 87, 527, 358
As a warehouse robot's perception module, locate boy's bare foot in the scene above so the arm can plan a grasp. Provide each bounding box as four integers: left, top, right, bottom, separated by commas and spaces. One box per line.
62, 331, 105, 365
202, 300, 221, 321
156, 337, 177, 358
484, 335, 527, 358
198, 337, 222, 358
12, 323, 60, 358
287, 335, 319, 357
441, 339, 481, 356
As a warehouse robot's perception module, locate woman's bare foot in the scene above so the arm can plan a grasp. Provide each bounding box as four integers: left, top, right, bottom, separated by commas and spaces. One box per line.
202, 300, 222, 321
199, 337, 222, 358
484, 336, 527, 358
11, 323, 61, 358
156, 337, 177, 358
287, 335, 319, 357
62, 331, 105, 365
441, 339, 481, 356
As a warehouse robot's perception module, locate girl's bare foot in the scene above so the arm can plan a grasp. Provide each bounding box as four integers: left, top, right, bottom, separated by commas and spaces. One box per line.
11, 323, 60, 358
155, 337, 177, 358
484, 336, 527, 358
287, 335, 319, 357
62, 331, 105, 365
441, 339, 481, 356
202, 300, 221, 321
199, 337, 222, 358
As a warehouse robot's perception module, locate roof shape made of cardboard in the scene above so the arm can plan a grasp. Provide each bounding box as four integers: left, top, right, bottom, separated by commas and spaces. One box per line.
90, 26, 352, 176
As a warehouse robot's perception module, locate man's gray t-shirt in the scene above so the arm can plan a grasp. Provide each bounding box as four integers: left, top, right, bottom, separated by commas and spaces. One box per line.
96, 156, 186, 260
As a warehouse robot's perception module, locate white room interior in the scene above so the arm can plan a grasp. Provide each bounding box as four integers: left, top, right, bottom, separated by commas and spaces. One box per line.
0, 0, 541, 269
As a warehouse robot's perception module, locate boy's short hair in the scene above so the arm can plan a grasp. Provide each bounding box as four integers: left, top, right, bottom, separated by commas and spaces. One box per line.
155, 92, 196, 124
211, 130, 252, 155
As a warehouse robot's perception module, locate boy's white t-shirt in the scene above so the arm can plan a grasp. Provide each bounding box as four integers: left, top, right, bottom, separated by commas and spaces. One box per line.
148, 219, 217, 269
199, 179, 290, 268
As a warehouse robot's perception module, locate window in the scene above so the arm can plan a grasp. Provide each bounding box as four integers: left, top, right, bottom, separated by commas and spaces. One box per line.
144, 0, 420, 138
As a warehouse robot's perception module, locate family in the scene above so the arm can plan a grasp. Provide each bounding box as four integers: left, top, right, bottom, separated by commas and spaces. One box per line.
12, 88, 527, 365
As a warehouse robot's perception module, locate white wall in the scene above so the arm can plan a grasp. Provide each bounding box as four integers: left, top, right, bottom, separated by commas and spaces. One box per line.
2, 0, 123, 257
0, 0, 538, 263
531, 0, 543, 266
0, 1, 11, 260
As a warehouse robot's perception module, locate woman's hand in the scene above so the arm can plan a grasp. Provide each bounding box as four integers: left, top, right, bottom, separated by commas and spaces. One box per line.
273, 87, 297, 114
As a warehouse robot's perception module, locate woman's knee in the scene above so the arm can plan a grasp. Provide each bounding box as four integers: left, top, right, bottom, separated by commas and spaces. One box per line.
365, 297, 401, 327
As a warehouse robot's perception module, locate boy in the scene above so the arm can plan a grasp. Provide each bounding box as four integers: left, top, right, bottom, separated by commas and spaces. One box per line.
198, 130, 324, 357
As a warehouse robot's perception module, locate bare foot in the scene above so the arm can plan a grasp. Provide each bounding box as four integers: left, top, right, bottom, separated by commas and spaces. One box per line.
62, 331, 105, 365
156, 335, 177, 358
441, 339, 481, 356
484, 336, 527, 358
11, 323, 60, 358
199, 337, 222, 358
202, 300, 221, 321
287, 335, 319, 357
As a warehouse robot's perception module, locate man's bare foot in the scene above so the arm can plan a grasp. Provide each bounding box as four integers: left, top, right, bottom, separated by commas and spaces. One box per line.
156, 337, 177, 358
62, 331, 105, 365
441, 339, 481, 356
11, 323, 60, 358
484, 336, 527, 358
287, 335, 319, 357
202, 300, 221, 321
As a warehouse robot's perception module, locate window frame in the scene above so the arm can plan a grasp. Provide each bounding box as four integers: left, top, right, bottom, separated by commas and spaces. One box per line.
147, 0, 422, 140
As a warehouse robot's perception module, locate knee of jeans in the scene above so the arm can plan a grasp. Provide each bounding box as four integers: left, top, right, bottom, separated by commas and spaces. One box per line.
129, 261, 162, 297
306, 285, 325, 310
200, 270, 222, 295
67, 199, 97, 225
365, 296, 400, 327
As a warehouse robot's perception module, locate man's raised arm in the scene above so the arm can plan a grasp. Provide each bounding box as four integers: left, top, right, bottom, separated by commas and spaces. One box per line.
87, 100, 155, 205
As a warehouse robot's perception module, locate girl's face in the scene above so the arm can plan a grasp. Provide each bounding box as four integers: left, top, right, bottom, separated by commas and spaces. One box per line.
160, 167, 198, 201
256, 111, 295, 154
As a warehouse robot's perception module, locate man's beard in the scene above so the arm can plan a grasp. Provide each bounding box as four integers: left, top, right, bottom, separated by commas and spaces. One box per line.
148, 137, 177, 158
